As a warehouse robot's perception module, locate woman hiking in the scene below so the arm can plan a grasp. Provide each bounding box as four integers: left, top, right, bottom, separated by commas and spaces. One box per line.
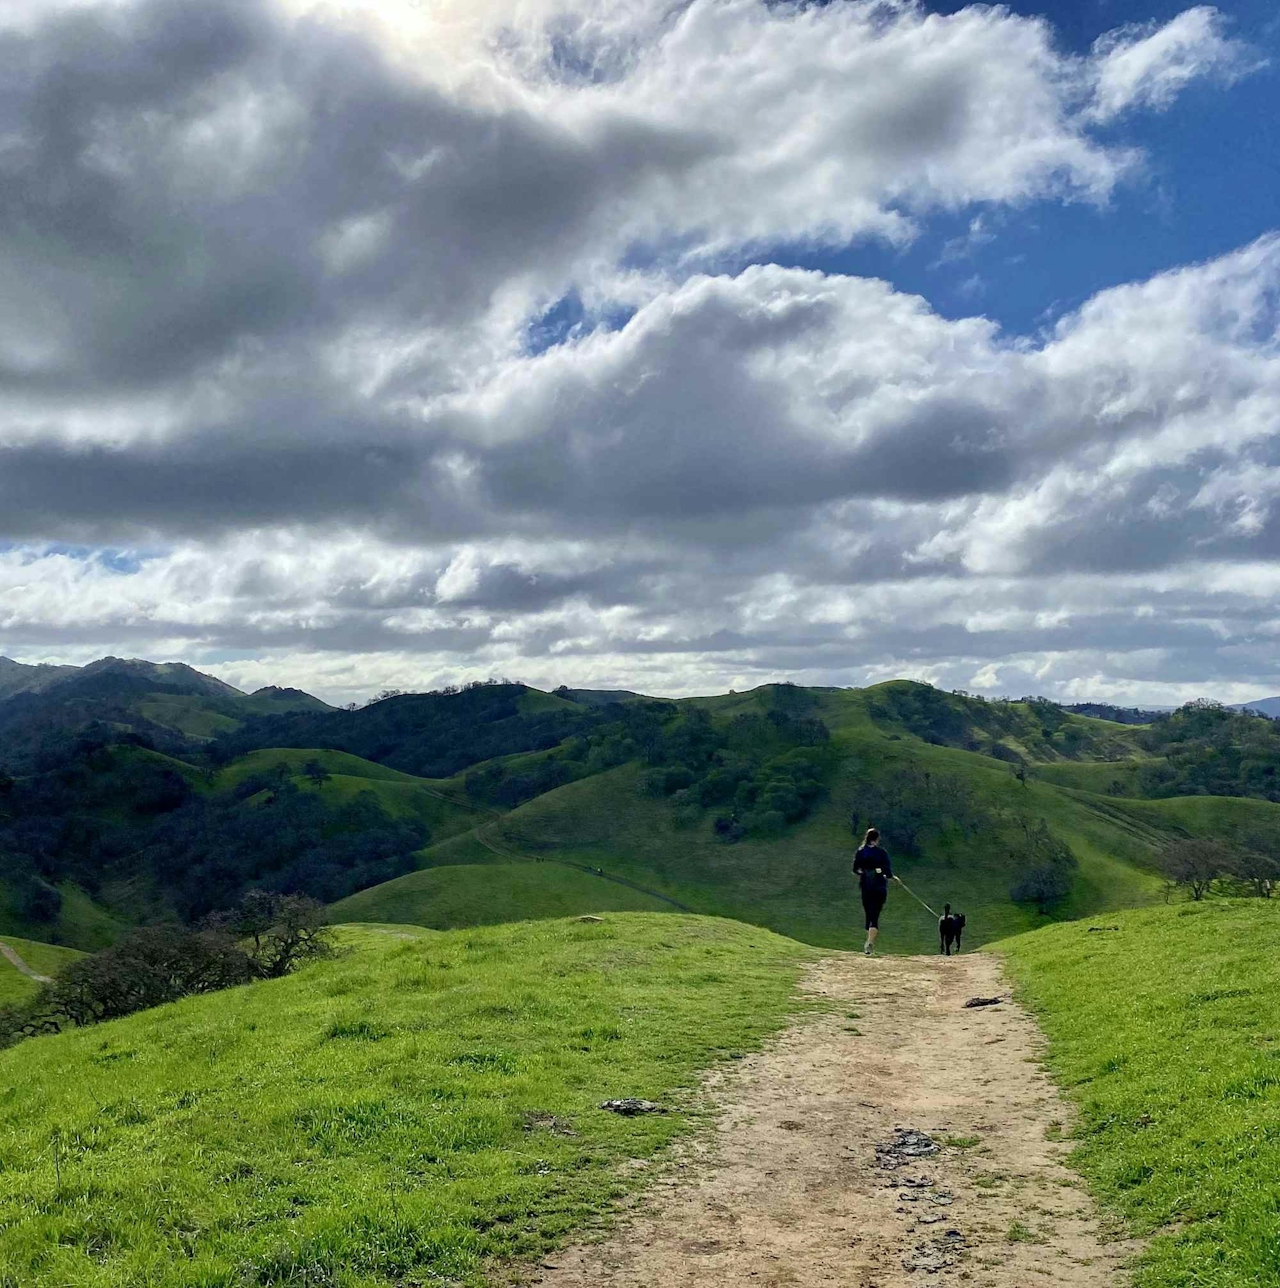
853, 827, 893, 956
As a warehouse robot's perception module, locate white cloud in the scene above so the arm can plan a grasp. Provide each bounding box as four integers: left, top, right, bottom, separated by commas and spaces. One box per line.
0, 1, 1273, 704
1088, 5, 1260, 123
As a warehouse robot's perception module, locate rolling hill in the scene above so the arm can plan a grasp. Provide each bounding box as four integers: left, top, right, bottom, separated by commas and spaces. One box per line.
0, 656, 332, 772
324, 683, 1277, 951
5, 672, 1280, 951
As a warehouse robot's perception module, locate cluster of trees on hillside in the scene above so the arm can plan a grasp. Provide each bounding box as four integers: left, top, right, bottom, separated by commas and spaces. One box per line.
1157, 837, 1280, 901
462, 687, 835, 840
144, 779, 428, 919
849, 763, 999, 854
0, 747, 427, 925
865, 683, 1129, 761
0, 893, 331, 1048
211, 682, 601, 779
634, 692, 834, 841
1136, 701, 1280, 801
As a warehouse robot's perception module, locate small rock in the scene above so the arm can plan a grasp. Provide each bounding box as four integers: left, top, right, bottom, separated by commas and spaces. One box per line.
576, 915, 605, 923
963, 996, 1002, 1009
779, 1120, 804, 1131
601, 1098, 666, 1116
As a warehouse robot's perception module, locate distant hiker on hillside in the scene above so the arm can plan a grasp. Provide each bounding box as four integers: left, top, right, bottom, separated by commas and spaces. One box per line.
853, 827, 893, 956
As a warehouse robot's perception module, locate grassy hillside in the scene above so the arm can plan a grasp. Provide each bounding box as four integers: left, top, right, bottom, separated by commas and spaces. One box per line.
450, 752, 1165, 952
0, 915, 813, 1287
12, 677, 1280, 951
1002, 900, 1280, 1288
368, 689, 1174, 952
215, 748, 478, 838
0, 882, 127, 952
0, 936, 83, 1007
330, 862, 675, 929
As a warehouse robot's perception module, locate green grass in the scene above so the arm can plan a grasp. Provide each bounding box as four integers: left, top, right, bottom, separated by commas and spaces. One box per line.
0, 884, 128, 953
137, 695, 240, 739
331, 862, 675, 929
0, 937, 83, 1007
215, 748, 481, 838
1000, 899, 1280, 1287
1033, 759, 1157, 796
0, 914, 814, 1287
395, 740, 1169, 952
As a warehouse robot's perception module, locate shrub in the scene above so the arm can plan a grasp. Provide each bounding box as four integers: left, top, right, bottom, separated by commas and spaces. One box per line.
1, 894, 333, 1048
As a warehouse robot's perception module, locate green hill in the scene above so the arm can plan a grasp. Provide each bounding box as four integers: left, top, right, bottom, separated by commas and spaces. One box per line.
338, 684, 1189, 950
8, 676, 1280, 951
1003, 899, 1280, 1287
0, 882, 127, 952
214, 748, 479, 838
0, 915, 812, 1287
0, 936, 83, 1007
330, 861, 676, 929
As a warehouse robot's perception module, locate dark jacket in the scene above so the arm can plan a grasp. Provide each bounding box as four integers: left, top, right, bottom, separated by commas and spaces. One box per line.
853, 844, 892, 895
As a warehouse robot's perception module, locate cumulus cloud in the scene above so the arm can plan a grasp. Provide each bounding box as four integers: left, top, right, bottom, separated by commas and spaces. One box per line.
0, 0, 1273, 702
1088, 5, 1260, 122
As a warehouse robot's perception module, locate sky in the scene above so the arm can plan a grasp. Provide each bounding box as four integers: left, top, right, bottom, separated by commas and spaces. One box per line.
0, 0, 1278, 706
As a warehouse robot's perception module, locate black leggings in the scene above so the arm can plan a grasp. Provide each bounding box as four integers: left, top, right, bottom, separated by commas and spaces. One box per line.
862, 887, 887, 930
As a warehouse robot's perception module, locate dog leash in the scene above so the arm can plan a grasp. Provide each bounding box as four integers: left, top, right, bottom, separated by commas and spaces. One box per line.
893, 875, 941, 920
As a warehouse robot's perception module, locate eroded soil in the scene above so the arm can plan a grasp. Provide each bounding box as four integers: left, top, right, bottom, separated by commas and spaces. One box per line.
514, 953, 1137, 1288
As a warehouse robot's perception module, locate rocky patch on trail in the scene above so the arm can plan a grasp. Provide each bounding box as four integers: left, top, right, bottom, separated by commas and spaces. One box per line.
902, 1227, 966, 1275
874, 1127, 939, 1168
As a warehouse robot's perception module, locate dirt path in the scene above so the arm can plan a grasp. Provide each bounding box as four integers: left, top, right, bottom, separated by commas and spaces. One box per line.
518, 953, 1137, 1288
0, 940, 52, 983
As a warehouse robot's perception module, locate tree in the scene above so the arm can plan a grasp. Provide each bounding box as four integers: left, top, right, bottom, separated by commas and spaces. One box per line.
1009, 817, 1078, 914
14, 925, 252, 1035
1010, 864, 1072, 914
1158, 840, 1229, 901
302, 758, 331, 790
215, 891, 333, 978
1225, 846, 1279, 898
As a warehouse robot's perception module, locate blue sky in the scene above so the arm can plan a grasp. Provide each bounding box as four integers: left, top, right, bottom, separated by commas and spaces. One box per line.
0, 0, 1278, 705
773, 1, 1280, 334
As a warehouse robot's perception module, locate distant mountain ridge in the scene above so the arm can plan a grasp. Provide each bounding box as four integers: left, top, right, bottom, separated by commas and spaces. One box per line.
1236, 697, 1280, 718
0, 656, 332, 770
0, 655, 327, 705
0, 657, 79, 700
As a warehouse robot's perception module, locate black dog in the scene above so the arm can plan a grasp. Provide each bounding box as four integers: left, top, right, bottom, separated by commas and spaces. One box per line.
939, 904, 966, 956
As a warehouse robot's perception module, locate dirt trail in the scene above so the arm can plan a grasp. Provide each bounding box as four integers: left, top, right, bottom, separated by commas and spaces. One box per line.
520, 953, 1137, 1288
0, 940, 52, 983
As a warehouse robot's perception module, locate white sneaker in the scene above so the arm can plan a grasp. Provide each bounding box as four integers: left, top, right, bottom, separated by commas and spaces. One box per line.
863, 942, 873, 956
